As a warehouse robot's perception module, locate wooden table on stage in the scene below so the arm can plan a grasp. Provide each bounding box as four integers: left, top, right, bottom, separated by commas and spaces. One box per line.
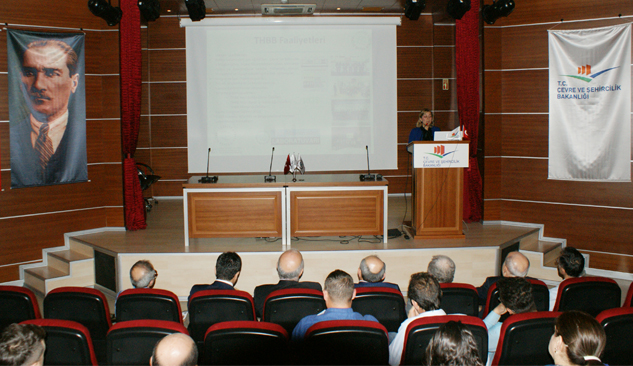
183, 174, 389, 245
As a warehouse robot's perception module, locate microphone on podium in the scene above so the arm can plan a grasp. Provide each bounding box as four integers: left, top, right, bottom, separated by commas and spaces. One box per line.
264, 147, 276, 182
360, 145, 382, 181
199, 148, 218, 183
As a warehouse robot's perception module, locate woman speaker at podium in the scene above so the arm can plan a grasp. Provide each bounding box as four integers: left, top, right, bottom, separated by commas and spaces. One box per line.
408, 108, 440, 143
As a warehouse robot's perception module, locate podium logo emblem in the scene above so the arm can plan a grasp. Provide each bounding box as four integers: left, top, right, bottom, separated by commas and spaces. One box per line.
427, 145, 454, 158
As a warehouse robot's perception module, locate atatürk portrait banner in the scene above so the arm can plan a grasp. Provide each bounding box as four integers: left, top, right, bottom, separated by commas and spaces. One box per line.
7, 29, 87, 188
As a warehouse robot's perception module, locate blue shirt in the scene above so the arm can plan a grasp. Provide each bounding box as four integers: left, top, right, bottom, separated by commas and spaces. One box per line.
291, 307, 379, 341
408, 126, 440, 143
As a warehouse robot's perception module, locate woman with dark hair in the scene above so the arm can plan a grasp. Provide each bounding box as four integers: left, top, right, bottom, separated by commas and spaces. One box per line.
549, 310, 606, 366
408, 108, 440, 142
425, 321, 483, 366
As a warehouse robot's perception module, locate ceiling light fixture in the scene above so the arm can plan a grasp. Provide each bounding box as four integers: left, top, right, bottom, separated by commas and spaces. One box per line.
88, 0, 122, 26
482, 0, 515, 24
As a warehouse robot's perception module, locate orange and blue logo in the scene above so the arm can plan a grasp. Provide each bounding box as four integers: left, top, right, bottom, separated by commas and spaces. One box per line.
426, 145, 454, 158
562, 64, 619, 82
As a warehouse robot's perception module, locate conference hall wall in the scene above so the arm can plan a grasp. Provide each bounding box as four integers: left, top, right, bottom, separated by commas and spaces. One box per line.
482, 0, 633, 272
139, 15, 458, 197
0, 0, 124, 282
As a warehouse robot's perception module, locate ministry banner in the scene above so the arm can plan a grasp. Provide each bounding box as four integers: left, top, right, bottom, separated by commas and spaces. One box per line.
7, 29, 87, 188
548, 24, 631, 181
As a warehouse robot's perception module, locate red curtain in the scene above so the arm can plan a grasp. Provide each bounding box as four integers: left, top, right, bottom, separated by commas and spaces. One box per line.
120, 0, 146, 230
456, 0, 483, 222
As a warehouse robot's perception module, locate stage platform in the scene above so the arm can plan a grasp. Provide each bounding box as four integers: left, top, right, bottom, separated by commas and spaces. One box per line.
69, 196, 553, 304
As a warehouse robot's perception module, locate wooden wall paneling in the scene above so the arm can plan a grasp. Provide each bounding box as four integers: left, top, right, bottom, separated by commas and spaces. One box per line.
483, 157, 501, 199
85, 31, 120, 75
138, 116, 150, 148
101, 164, 124, 207
397, 47, 433, 79
102, 119, 122, 161
434, 111, 458, 129
578, 250, 633, 273
501, 114, 548, 157
501, 158, 633, 207
0, 209, 107, 266
501, 25, 549, 70
142, 49, 149, 82
106, 207, 125, 227
397, 80, 433, 110
2, 0, 106, 29
141, 84, 149, 115
484, 114, 501, 156
0, 171, 9, 192
380, 176, 409, 194
0, 264, 32, 284
86, 119, 104, 163
0, 35, 7, 71
153, 180, 187, 197
151, 148, 189, 179
150, 115, 188, 147
398, 111, 419, 143
149, 83, 187, 115
149, 50, 187, 82
502, 70, 548, 113
500, 200, 633, 255
433, 46, 455, 78
483, 27, 501, 70
483, 71, 502, 114
496, 0, 633, 27
397, 16, 434, 46
483, 199, 501, 221
84, 75, 103, 118
0, 75, 8, 120
433, 24, 455, 46
0, 123, 8, 168
148, 17, 186, 49
101, 75, 121, 118
433, 79, 456, 111
134, 149, 151, 167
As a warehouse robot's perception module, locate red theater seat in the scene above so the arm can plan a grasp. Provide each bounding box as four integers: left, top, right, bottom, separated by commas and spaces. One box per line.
115, 288, 182, 323
22, 319, 98, 366
263, 288, 325, 335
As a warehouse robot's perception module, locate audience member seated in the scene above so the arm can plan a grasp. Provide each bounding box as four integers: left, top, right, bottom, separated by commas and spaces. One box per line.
355, 255, 400, 291
189, 252, 241, 303
549, 310, 606, 366
389, 272, 446, 366
427, 255, 456, 284
0, 323, 46, 366
425, 320, 484, 366
150, 333, 197, 366
291, 270, 378, 341
130, 260, 158, 289
253, 249, 322, 318
549, 247, 585, 311
484, 277, 536, 363
476, 251, 530, 307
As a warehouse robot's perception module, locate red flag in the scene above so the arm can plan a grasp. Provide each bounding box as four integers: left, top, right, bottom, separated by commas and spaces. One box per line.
284, 154, 291, 174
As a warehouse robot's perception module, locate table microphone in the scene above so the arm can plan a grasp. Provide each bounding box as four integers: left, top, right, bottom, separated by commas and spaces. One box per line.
264, 147, 276, 182
360, 145, 382, 181
199, 148, 218, 183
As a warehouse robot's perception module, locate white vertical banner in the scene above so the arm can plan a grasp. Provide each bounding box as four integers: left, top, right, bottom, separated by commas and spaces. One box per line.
548, 24, 631, 182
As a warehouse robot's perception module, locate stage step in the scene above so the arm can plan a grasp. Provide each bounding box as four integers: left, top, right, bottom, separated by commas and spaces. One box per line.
521, 239, 565, 281
23, 238, 95, 296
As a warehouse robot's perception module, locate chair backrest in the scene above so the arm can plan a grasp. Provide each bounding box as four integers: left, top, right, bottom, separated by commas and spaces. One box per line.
0, 286, 41, 331
483, 279, 550, 318
492, 311, 560, 366
106, 319, 189, 366
401, 315, 488, 365
553, 277, 621, 317
439, 283, 479, 317
203, 320, 288, 365
624, 281, 633, 307
115, 288, 182, 323
596, 307, 633, 366
302, 320, 389, 365
263, 288, 325, 335
21, 319, 98, 366
187, 289, 255, 345
44, 286, 112, 363
351, 286, 406, 332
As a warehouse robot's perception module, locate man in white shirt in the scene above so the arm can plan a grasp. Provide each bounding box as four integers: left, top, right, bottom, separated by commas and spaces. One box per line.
389, 272, 446, 366
549, 247, 585, 310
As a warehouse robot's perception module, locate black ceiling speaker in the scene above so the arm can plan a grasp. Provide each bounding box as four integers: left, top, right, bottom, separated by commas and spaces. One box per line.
404, 0, 426, 21
138, 0, 161, 22
185, 0, 206, 22
447, 0, 471, 20
482, 0, 515, 24
88, 0, 122, 26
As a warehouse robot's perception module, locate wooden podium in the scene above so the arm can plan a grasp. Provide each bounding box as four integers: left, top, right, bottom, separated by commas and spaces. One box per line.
408, 141, 469, 239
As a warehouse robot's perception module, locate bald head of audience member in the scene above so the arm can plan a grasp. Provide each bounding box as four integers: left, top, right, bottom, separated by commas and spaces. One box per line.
0, 323, 46, 366
277, 249, 304, 281
130, 260, 157, 289
357, 255, 387, 283
324, 270, 356, 308
150, 333, 197, 366
427, 255, 456, 283
501, 252, 530, 278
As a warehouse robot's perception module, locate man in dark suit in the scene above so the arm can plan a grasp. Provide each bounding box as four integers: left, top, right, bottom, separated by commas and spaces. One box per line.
354, 255, 400, 291
476, 251, 530, 307
253, 249, 322, 318
188, 252, 241, 303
